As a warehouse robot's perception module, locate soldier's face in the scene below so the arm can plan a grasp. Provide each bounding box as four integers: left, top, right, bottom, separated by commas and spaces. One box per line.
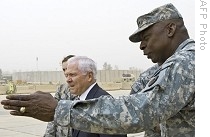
62, 61, 68, 73
139, 21, 173, 65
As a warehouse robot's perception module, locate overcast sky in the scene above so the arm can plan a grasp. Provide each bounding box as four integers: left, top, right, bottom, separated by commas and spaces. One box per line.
0, 0, 195, 73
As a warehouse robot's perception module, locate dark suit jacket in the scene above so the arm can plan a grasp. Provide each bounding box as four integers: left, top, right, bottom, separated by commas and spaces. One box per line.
72, 83, 127, 137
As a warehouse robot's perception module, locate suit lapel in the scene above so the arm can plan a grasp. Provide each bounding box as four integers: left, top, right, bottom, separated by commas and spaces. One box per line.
85, 83, 99, 100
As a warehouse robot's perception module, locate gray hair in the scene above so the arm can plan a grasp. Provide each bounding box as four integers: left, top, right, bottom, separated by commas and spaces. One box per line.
67, 56, 97, 79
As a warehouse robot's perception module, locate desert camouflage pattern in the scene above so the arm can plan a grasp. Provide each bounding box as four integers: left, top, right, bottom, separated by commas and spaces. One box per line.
44, 83, 76, 137
54, 39, 195, 137
129, 3, 183, 42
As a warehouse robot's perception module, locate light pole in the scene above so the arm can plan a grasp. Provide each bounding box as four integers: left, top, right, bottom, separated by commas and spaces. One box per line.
36, 57, 41, 85
36, 57, 39, 72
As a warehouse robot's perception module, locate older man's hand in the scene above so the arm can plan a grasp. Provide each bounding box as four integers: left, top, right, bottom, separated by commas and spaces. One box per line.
1, 91, 58, 122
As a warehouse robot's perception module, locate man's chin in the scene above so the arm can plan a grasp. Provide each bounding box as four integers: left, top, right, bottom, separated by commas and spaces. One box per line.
69, 89, 76, 94
150, 58, 157, 64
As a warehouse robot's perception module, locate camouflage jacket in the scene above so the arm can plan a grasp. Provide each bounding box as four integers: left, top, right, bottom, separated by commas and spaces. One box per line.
44, 83, 76, 137
54, 39, 195, 137
130, 65, 161, 137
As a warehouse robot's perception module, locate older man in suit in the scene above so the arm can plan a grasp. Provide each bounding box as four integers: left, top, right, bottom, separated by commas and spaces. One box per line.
65, 56, 127, 137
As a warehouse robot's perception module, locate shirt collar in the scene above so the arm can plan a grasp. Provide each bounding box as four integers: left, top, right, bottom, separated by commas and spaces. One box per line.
175, 39, 195, 52
79, 82, 96, 100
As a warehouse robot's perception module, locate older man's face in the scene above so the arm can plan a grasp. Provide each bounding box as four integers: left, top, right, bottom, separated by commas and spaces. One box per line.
65, 62, 91, 96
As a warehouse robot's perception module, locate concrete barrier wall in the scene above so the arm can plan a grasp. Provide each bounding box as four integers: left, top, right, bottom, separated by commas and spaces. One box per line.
0, 70, 141, 95
0, 70, 140, 94
12, 71, 64, 84
0, 82, 133, 95
12, 70, 141, 84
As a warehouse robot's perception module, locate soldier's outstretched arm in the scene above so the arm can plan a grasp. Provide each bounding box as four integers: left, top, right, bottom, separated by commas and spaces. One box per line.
54, 59, 195, 134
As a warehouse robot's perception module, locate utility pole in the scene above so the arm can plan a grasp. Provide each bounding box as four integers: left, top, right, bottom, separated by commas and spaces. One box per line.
36, 57, 41, 85
36, 57, 38, 71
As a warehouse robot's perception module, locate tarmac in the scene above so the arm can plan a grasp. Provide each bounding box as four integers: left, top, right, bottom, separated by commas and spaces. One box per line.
0, 90, 144, 137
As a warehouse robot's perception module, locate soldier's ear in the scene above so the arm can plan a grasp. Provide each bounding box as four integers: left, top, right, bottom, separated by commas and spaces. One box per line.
166, 22, 176, 37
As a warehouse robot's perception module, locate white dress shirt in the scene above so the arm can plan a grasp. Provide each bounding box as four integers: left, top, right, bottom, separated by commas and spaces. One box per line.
79, 82, 96, 100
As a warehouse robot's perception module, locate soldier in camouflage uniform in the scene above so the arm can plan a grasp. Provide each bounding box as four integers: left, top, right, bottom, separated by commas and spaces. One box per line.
1, 3, 195, 137
44, 55, 76, 137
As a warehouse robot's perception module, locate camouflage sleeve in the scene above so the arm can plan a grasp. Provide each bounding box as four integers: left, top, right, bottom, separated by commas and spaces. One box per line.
44, 85, 62, 136
44, 121, 56, 137
144, 127, 161, 137
130, 75, 146, 95
130, 65, 158, 95
130, 67, 161, 137
54, 57, 194, 134
54, 85, 63, 100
